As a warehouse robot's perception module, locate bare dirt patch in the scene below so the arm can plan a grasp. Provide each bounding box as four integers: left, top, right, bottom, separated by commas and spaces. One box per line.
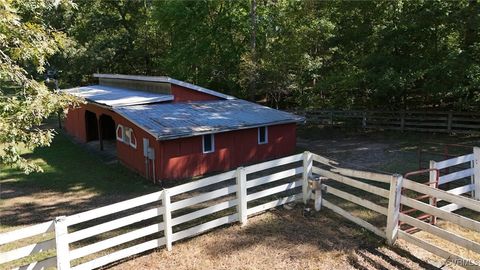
109, 208, 443, 270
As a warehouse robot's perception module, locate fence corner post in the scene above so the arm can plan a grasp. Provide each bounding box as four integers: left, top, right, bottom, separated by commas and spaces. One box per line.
474, 147, 480, 200
313, 177, 325, 211
302, 151, 313, 204
54, 216, 70, 270
386, 174, 403, 245
162, 189, 173, 251
236, 167, 248, 226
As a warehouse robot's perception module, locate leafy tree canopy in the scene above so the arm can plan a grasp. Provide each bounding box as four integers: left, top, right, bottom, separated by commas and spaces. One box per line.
0, 0, 77, 173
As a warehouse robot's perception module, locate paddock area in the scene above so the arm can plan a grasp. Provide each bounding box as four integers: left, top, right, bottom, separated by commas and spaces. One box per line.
1, 129, 480, 270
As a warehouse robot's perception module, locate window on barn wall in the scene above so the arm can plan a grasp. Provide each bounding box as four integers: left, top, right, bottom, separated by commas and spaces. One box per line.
258, 126, 268, 144
116, 125, 124, 142
202, 134, 215, 153
124, 127, 136, 148
128, 129, 137, 149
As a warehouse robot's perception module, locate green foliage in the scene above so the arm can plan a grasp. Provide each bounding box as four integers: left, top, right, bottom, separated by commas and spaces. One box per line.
0, 0, 77, 173
2, 0, 479, 173
54, 0, 479, 111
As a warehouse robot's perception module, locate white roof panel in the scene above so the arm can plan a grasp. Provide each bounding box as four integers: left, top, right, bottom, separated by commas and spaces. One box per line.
62, 85, 174, 107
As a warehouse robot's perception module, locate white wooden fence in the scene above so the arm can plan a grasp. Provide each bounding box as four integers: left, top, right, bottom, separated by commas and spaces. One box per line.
1, 150, 480, 270
430, 148, 479, 213
0, 153, 304, 270
309, 149, 480, 269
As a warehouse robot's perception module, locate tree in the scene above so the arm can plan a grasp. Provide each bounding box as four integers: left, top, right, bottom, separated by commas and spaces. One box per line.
0, 0, 76, 173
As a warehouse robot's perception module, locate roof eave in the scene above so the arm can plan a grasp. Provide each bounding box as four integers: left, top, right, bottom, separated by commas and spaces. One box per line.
154, 118, 304, 141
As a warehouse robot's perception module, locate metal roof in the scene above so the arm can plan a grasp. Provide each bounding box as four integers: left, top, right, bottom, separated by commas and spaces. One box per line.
114, 99, 304, 140
93, 74, 236, 100
62, 85, 174, 107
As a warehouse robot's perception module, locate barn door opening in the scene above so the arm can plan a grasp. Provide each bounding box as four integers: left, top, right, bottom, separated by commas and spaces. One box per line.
99, 114, 116, 154
85, 110, 98, 141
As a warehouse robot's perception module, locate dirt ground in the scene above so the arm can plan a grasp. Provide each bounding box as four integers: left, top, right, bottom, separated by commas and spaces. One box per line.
108, 207, 446, 270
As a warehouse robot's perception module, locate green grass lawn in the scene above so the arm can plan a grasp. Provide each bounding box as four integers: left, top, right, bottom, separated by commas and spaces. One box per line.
0, 132, 154, 194
0, 132, 160, 231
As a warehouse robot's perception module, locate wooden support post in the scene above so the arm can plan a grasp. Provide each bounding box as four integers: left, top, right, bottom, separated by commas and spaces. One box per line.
429, 161, 437, 224
400, 112, 405, 132
386, 174, 403, 245
474, 147, 480, 200
97, 116, 103, 151
236, 167, 248, 226
54, 216, 70, 270
162, 190, 173, 251
447, 112, 453, 133
302, 151, 313, 204
362, 111, 367, 129
312, 177, 325, 211
57, 111, 62, 129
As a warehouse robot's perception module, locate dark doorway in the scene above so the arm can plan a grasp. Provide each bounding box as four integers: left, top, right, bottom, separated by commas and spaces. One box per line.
85, 110, 98, 141
99, 114, 116, 140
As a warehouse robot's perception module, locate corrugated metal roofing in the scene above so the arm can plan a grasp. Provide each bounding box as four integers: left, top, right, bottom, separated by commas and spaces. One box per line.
114, 99, 304, 140
62, 85, 174, 107
93, 73, 235, 100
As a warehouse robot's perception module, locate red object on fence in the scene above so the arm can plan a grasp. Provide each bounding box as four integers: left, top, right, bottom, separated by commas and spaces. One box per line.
400, 168, 439, 234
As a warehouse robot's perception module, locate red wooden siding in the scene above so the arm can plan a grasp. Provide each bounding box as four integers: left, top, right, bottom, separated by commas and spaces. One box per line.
158, 123, 297, 180
64, 102, 297, 181
171, 85, 222, 102
64, 104, 158, 179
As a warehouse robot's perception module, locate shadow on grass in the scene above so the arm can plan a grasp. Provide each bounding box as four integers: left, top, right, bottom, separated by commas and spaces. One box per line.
0, 132, 160, 228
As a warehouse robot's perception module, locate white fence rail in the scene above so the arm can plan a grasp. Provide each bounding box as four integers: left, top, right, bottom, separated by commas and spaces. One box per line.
1, 150, 479, 270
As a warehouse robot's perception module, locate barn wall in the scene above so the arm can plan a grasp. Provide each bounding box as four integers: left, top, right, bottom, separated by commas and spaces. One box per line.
171, 85, 222, 102
64, 104, 158, 180
158, 123, 297, 180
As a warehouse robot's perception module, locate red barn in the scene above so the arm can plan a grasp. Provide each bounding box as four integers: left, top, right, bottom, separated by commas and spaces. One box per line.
63, 74, 303, 182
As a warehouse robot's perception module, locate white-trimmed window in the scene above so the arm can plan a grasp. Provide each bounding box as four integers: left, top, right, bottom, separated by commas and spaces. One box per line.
202, 134, 215, 153
124, 127, 137, 149
258, 126, 268, 144
116, 125, 125, 141
126, 128, 137, 149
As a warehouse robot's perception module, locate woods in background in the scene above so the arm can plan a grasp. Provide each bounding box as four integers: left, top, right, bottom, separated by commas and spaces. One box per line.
29, 0, 480, 110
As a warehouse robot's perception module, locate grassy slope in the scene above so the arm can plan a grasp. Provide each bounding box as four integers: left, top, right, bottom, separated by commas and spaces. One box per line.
0, 132, 159, 231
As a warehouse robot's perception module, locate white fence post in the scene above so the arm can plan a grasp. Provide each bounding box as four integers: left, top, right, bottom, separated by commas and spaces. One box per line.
162, 190, 173, 251
474, 147, 480, 200
386, 174, 403, 245
54, 216, 70, 270
302, 151, 313, 204
429, 160, 438, 224
236, 167, 248, 226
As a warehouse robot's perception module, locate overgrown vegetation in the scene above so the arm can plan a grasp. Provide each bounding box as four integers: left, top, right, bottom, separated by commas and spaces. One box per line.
49, 0, 480, 111
1, 0, 479, 172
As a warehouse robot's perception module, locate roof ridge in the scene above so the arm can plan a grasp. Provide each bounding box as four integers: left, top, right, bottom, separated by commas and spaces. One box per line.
93, 73, 236, 100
